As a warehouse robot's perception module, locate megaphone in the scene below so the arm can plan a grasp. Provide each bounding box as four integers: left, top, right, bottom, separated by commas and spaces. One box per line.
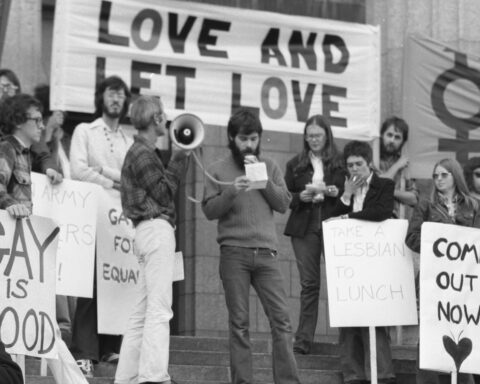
170, 113, 204, 150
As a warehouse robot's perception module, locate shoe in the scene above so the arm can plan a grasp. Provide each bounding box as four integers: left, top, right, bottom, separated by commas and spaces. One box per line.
76, 359, 94, 378
101, 352, 119, 363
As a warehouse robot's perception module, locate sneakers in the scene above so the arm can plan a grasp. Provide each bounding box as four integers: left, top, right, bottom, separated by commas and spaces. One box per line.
100, 352, 120, 364
76, 359, 94, 378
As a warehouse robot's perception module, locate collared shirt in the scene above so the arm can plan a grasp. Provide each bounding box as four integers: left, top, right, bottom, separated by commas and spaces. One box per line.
70, 117, 133, 188
120, 135, 187, 227
309, 152, 324, 185
0, 135, 33, 211
352, 172, 373, 212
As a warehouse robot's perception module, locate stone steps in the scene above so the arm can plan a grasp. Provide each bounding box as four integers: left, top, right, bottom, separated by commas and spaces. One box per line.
25, 335, 417, 384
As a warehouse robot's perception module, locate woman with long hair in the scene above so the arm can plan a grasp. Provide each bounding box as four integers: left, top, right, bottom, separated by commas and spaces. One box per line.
406, 158, 478, 250
406, 158, 478, 384
284, 115, 346, 354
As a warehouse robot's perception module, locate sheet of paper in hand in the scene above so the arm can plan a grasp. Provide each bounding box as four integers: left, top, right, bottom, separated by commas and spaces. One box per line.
245, 162, 268, 190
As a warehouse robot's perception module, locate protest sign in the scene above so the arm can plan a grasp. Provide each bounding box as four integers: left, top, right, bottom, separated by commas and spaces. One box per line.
0, 211, 60, 358
420, 222, 480, 375
96, 188, 138, 335
31, 173, 100, 298
51, 0, 380, 140
323, 219, 417, 327
403, 34, 480, 178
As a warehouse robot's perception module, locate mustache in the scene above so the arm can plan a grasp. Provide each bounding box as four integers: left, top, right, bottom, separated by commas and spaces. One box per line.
241, 148, 255, 155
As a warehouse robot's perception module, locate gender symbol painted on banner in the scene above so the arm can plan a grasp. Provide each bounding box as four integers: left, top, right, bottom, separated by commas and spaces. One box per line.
431, 49, 480, 163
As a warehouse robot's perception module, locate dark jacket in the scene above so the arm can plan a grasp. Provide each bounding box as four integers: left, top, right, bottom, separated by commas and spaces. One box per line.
405, 196, 477, 253
0, 341, 23, 384
330, 172, 395, 221
284, 153, 346, 237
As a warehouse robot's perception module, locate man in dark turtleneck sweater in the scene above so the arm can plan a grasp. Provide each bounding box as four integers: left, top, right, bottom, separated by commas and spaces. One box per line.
202, 109, 301, 384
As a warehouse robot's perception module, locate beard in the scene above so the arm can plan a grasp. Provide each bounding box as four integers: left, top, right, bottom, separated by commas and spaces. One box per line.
230, 142, 260, 169
103, 102, 123, 119
380, 140, 401, 158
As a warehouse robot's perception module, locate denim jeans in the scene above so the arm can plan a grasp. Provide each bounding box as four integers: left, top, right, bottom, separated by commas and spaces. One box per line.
339, 327, 395, 383
291, 232, 322, 353
115, 219, 176, 384
219, 245, 301, 384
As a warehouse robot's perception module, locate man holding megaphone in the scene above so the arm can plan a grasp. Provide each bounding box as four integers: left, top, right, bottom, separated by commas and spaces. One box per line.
202, 109, 301, 384
115, 96, 189, 384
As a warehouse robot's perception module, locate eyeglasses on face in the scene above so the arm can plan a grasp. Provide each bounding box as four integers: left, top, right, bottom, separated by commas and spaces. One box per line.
0, 83, 18, 92
432, 172, 451, 180
306, 134, 324, 141
105, 90, 126, 99
26, 116, 44, 126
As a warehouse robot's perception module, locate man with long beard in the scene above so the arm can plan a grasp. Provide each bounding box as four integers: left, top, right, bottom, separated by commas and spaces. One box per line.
69, 75, 132, 377
379, 116, 418, 218
202, 109, 302, 384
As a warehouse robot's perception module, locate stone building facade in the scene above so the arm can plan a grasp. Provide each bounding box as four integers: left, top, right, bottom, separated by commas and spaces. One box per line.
2, 0, 480, 342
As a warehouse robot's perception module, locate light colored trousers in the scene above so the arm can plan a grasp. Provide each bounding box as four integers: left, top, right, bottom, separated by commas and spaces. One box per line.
115, 218, 175, 384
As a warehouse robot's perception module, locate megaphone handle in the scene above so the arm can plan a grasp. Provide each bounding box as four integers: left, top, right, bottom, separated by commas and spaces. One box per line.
192, 150, 234, 186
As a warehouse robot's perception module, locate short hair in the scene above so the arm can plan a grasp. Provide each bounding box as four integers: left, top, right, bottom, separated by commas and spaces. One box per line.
130, 96, 162, 131
0, 68, 21, 93
343, 140, 372, 165
227, 108, 262, 149
94, 75, 131, 118
380, 116, 409, 142
463, 156, 480, 193
0, 94, 43, 134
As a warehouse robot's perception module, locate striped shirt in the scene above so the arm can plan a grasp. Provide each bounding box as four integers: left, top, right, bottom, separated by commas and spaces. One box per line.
0, 135, 33, 211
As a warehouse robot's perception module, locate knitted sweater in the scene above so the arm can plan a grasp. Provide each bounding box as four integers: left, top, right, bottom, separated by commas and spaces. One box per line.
202, 154, 291, 250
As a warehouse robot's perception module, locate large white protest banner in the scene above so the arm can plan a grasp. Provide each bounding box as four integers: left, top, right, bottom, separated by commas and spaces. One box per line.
420, 222, 480, 375
323, 219, 417, 327
96, 189, 138, 335
51, 0, 380, 140
403, 35, 480, 178
0, 211, 60, 358
31, 173, 100, 298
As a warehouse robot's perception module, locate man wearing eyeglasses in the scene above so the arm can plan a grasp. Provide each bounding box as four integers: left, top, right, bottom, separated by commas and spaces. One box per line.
378, 117, 418, 219
0, 68, 63, 185
70, 75, 133, 377
0, 94, 45, 218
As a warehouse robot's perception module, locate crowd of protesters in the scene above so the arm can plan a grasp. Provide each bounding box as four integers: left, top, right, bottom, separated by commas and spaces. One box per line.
1, 67, 480, 384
